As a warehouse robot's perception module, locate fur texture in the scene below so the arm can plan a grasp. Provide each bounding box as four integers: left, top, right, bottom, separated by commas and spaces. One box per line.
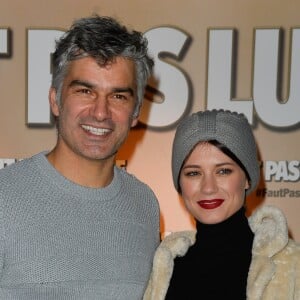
144, 205, 300, 300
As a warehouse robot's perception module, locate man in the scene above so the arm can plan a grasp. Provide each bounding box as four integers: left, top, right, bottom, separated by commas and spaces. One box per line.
0, 15, 160, 299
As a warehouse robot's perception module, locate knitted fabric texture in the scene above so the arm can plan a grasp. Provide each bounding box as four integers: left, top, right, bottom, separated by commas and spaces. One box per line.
172, 109, 260, 195
0, 152, 160, 300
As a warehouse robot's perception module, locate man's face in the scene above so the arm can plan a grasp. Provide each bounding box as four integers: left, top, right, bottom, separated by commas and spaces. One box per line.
49, 56, 138, 162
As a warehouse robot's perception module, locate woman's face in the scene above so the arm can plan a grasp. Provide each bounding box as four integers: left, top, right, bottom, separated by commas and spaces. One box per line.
179, 142, 250, 224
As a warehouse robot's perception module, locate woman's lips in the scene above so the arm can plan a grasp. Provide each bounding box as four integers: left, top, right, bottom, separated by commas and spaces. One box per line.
197, 199, 224, 209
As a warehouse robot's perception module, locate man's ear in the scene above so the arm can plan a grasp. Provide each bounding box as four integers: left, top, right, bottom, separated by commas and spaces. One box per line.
131, 116, 139, 128
49, 87, 60, 117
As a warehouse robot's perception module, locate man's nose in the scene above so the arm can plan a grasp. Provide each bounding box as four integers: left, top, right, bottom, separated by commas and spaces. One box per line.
91, 97, 111, 121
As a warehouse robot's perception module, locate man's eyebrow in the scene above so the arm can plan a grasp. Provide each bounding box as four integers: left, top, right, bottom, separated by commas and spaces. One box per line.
68, 81, 134, 96
69, 80, 95, 89
113, 87, 134, 96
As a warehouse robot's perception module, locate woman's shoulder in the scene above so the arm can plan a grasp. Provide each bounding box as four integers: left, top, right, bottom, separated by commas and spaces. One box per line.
158, 230, 196, 258
249, 205, 300, 257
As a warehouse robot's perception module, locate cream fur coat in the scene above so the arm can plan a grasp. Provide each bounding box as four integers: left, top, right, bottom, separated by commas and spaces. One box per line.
144, 205, 300, 300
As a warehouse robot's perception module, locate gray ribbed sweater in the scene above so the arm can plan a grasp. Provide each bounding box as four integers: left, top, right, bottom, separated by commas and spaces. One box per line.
0, 152, 160, 300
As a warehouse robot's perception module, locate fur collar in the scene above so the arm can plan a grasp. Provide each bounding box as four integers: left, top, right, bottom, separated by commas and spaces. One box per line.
144, 205, 292, 300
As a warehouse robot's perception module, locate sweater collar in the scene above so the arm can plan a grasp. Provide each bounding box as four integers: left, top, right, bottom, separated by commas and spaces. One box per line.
33, 151, 122, 200
194, 206, 253, 252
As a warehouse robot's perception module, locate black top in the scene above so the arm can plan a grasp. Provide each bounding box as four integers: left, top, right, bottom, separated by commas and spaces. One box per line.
165, 207, 254, 300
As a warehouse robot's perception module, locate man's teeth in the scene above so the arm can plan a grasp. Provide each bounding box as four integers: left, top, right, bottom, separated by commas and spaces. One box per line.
81, 125, 110, 136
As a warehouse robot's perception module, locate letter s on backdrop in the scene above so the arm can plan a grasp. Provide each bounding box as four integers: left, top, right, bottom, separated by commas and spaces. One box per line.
140, 27, 190, 128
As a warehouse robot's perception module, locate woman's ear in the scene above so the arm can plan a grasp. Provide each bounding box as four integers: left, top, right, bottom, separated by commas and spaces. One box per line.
49, 88, 60, 117
245, 179, 250, 191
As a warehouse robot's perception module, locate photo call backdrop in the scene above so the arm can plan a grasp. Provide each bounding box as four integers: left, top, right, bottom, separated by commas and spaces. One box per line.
1, 0, 300, 239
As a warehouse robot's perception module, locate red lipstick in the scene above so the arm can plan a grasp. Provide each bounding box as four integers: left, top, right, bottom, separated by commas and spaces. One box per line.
197, 199, 224, 209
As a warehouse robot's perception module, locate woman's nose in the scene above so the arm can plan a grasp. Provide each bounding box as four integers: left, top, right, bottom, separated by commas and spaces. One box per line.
201, 174, 218, 194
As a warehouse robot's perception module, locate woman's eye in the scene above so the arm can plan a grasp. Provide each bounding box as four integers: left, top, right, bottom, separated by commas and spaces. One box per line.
185, 170, 200, 177
218, 168, 232, 175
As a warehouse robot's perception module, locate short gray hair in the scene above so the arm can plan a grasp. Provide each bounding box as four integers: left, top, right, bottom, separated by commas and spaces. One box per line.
51, 15, 154, 117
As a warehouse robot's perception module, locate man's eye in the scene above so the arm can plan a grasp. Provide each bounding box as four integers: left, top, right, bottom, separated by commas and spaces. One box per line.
114, 94, 127, 100
79, 88, 91, 94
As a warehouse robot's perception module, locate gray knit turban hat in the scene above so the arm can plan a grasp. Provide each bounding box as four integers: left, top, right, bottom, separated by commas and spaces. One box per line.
172, 109, 260, 195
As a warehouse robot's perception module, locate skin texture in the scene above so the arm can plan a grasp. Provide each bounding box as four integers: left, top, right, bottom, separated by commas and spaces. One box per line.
47, 56, 138, 188
179, 142, 250, 224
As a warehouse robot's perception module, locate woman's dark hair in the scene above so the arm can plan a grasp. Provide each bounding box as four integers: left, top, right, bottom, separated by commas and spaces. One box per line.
178, 139, 251, 194
209, 140, 251, 182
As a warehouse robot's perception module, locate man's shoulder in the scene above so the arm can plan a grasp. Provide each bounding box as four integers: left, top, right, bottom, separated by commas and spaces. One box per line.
115, 167, 159, 205
0, 158, 27, 176
0, 152, 43, 182
116, 166, 152, 189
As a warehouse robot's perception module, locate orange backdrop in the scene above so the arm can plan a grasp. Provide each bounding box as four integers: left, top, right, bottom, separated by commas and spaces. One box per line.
0, 0, 300, 239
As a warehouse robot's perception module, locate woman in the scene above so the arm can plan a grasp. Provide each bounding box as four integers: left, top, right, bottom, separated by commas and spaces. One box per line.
144, 109, 300, 300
